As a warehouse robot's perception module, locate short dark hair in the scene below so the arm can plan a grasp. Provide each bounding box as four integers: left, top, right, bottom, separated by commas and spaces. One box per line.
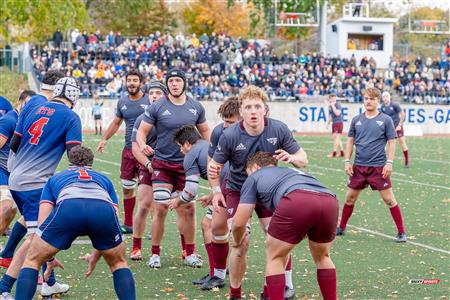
173, 125, 201, 146
125, 69, 144, 83
42, 70, 65, 85
217, 96, 240, 118
246, 151, 278, 169
18, 90, 36, 102
68, 146, 94, 166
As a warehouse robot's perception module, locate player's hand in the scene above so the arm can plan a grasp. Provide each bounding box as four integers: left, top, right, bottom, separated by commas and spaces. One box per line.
168, 197, 183, 210
43, 258, 65, 281
382, 163, 393, 179
96, 139, 107, 153
396, 125, 401, 131
207, 163, 221, 180
212, 192, 226, 212
274, 149, 294, 164
80, 252, 100, 277
141, 145, 154, 156
199, 194, 213, 208
344, 162, 354, 176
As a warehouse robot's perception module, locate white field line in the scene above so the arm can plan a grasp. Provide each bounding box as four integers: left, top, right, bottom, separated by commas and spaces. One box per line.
308, 164, 450, 190
348, 225, 450, 255
95, 158, 120, 167
426, 171, 447, 177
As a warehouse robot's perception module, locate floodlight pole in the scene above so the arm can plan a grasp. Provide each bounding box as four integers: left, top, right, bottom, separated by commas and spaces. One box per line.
319, 0, 327, 55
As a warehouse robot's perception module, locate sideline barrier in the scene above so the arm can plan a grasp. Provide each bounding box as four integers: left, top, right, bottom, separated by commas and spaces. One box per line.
75, 99, 450, 135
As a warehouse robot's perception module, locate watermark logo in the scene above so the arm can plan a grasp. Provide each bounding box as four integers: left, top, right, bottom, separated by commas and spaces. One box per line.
408, 279, 440, 285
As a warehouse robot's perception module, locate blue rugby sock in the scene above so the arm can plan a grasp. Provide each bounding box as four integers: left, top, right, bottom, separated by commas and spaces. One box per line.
42, 263, 56, 286
1, 221, 27, 258
0, 274, 16, 293
15, 268, 39, 300
113, 268, 136, 300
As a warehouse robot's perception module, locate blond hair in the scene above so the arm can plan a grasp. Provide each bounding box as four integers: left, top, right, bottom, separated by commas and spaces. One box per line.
238, 85, 268, 104
364, 87, 381, 101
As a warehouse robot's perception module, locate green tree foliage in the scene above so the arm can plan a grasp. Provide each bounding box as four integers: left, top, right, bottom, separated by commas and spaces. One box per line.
0, 0, 89, 45
88, 0, 175, 36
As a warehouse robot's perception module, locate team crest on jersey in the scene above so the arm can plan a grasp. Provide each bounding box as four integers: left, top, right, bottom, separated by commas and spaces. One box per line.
140, 104, 149, 110
266, 137, 278, 145
217, 144, 222, 151
189, 109, 198, 116
376, 121, 384, 126
162, 110, 172, 116
121, 105, 127, 111
115, 234, 120, 241
356, 120, 362, 126
227, 208, 234, 215
154, 171, 160, 177
235, 143, 246, 151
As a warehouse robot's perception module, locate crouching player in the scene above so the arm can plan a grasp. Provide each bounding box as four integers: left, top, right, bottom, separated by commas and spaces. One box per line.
232, 152, 338, 300
14, 146, 136, 300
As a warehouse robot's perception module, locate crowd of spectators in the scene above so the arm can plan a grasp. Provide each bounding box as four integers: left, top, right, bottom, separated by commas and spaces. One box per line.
31, 30, 449, 104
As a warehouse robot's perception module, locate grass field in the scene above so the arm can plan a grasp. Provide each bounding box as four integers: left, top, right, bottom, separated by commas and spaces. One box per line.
1, 133, 449, 299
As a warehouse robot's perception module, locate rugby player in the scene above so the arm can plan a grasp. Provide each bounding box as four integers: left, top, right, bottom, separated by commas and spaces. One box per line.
208, 85, 308, 299
337, 87, 407, 243
136, 68, 211, 268
97, 69, 148, 234
129, 81, 167, 260
232, 152, 338, 300
0, 71, 64, 272
380, 91, 409, 167
325, 94, 344, 158
0, 90, 35, 237
194, 97, 241, 288
15, 146, 136, 300
0, 77, 82, 299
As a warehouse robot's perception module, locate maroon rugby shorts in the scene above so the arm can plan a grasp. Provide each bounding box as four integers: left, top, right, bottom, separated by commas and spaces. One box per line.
348, 165, 392, 191
396, 125, 404, 138
120, 147, 140, 180
138, 164, 152, 186
151, 158, 186, 191
268, 190, 338, 244
332, 122, 343, 134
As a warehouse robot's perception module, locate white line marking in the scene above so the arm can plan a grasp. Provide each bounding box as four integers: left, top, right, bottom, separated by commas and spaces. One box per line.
419, 158, 450, 165
95, 158, 120, 166
73, 240, 92, 245
426, 171, 447, 177
308, 164, 450, 190
348, 225, 450, 255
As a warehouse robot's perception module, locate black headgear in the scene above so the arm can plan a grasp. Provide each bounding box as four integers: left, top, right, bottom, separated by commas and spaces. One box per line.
145, 80, 168, 95
165, 68, 187, 96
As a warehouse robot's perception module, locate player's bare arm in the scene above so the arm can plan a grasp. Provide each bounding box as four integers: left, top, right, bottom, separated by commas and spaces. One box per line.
97, 116, 123, 152
326, 113, 331, 129
344, 137, 355, 176
196, 122, 211, 142
131, 141, 152, 173
168, 173, 200, 210
136, 121, 154, 156
397, 111, 405, 131
231, 204, 254, 247
383, 139, 396, 179
208, 159, 225, 211
0, 136, 7, 149
274, 148, 308, 168
331, 103, 341, 116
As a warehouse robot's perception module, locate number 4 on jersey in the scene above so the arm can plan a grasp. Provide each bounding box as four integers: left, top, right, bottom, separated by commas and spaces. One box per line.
28, 117, 49, 145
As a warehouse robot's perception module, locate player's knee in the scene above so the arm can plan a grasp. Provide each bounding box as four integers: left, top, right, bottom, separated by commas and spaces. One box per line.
345, 194, 358, 205
153, 188, 171, 205
201, 217, 211, 231
382, 197, 397, 208
121, 179, 137, 194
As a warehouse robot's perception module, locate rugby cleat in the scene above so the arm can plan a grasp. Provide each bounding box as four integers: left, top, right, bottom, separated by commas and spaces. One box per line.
41, 281, 70, 297
200, 276, 225, 290
192, 274, 211, 285
395, 232, 407, 243
0, 292, 13, 300
120, 224, 133, 234
185, 254, 203, 268
336, 227, 346, 236
130, 248, 142, 261
147, 254, 161, 268
284, 286, 296, 299
0, 257, 12, 269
